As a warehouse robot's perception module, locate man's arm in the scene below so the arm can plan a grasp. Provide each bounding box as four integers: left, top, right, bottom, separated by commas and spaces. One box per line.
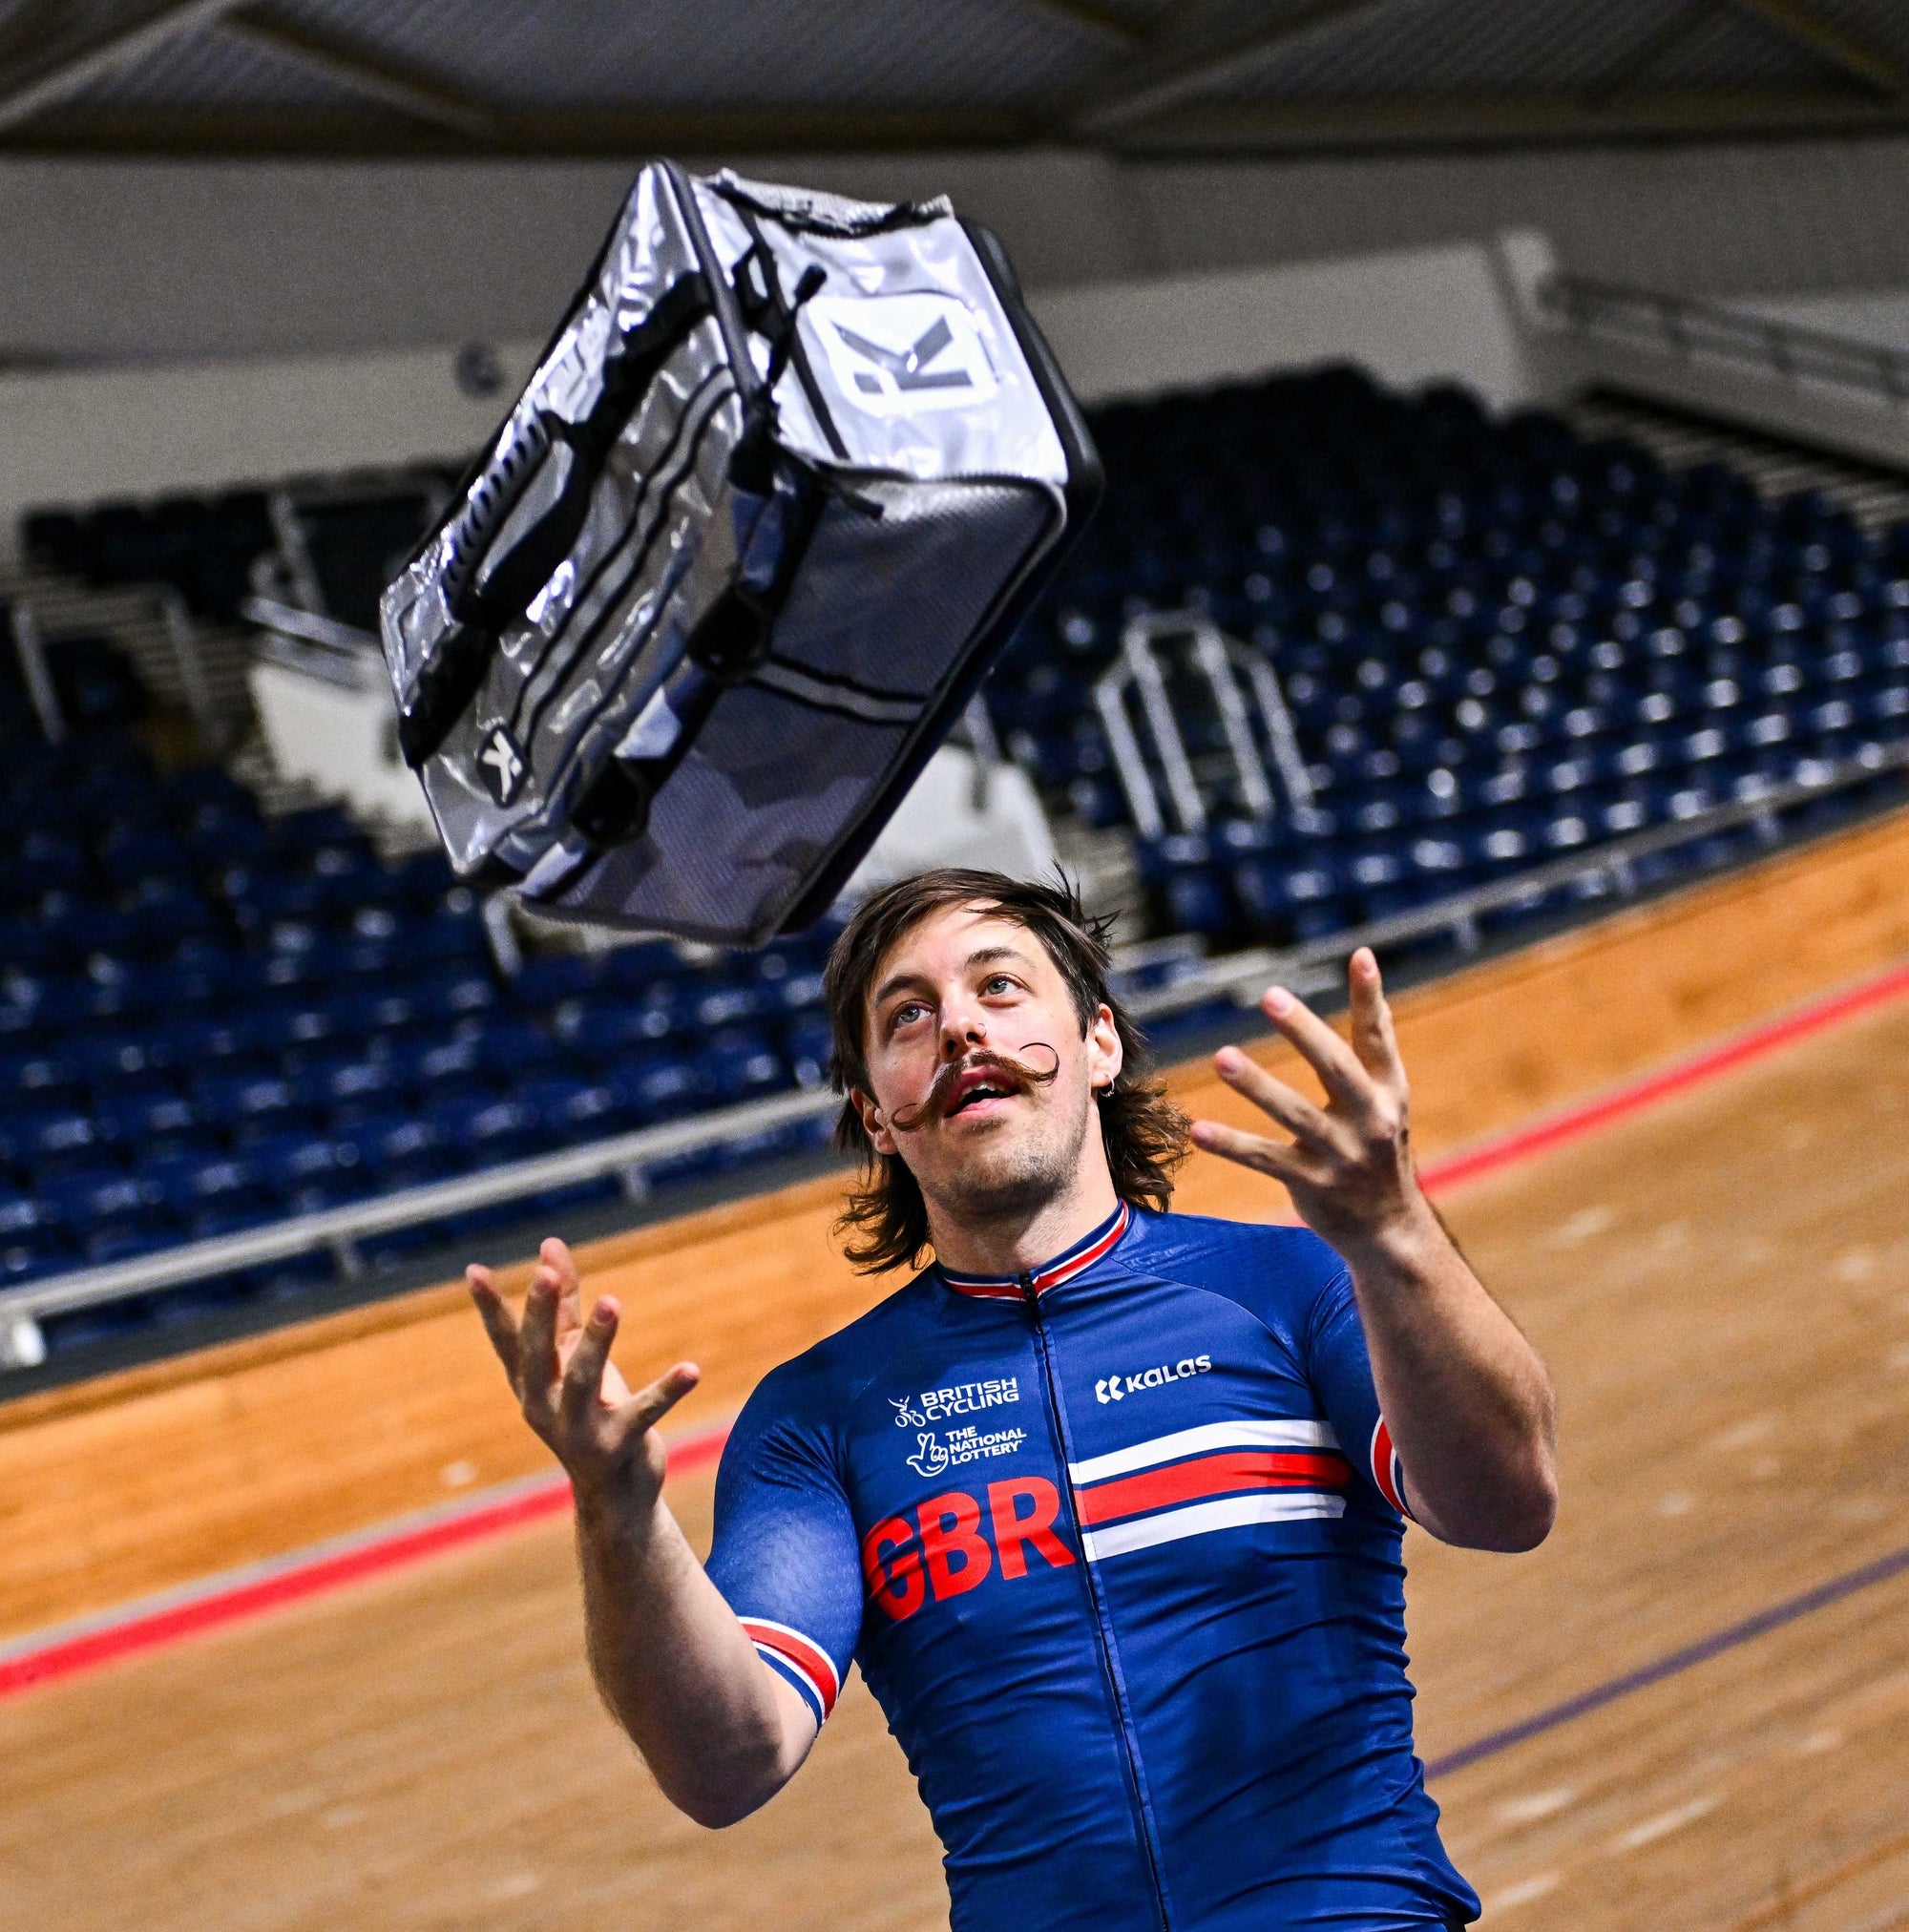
469, 1239, 817, 1825
1188, 950, 1558, 1553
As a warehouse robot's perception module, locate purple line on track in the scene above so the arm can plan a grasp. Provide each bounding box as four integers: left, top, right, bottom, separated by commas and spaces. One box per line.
1426, 1541, 1909, 1779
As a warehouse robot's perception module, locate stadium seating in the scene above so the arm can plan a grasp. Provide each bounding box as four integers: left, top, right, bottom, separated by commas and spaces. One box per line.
995, 366, 1909, 942
10, 362, 1909, 1354
0, 633, 845, 1344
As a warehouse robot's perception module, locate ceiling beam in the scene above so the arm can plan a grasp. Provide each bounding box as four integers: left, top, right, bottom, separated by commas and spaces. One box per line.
0, 0, 250, 135
215, 12, 499, 141
1018, 0, 1146, 49
0, 103, 1047, 158
1073, 0, 1408, 134
11, 87, 1909, 164
1109, 86, 1909, 155
1725, 0, 1909, 98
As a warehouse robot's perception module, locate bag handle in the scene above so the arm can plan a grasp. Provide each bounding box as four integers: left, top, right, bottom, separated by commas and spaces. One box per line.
396, 270, 713, 769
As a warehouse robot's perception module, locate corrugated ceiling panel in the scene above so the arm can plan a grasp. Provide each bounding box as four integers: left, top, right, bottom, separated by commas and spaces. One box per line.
275, 0, 1106, 109
15, 0, 1906, 136
1204, 0, 1689, 103
54, 22, 382, 112
1646, 7, 1852, 91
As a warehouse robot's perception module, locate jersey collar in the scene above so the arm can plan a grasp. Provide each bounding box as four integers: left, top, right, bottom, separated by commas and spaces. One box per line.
935, 1200, 1132, 1302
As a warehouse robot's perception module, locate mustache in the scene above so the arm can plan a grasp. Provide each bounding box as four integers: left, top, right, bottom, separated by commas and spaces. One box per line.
888, 1044, 1060, 1132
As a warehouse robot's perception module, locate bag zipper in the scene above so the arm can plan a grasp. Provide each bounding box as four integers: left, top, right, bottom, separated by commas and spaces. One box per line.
1019, 1271, 1174, 1932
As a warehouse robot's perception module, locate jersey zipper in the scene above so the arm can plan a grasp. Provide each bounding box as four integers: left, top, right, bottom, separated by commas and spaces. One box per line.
1020, 1271, 1174, 1932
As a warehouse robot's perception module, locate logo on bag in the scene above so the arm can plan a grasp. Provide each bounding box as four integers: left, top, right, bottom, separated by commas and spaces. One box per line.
477, 724, 527, 807
808, 293, 998, 418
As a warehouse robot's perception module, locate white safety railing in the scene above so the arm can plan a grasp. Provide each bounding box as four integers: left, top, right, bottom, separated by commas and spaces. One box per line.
3, 733, 1906, 1370
1537, 274, 1909, 413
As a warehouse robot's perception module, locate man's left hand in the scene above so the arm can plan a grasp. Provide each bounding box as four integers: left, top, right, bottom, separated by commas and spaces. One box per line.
1190, 946, 1427, 1258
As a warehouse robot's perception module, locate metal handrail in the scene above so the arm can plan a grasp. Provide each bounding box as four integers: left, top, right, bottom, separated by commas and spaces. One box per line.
0, 1083, 842, 1332
1125, 735, 1909, 1019
1537, 273, 1909, 413
2, 733, 1904, 1360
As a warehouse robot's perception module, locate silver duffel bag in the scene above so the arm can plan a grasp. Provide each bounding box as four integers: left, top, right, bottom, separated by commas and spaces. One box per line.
379, 161, 1101, 945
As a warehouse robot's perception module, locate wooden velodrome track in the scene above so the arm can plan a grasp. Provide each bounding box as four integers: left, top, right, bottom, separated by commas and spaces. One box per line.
6, 810, 1909, 1932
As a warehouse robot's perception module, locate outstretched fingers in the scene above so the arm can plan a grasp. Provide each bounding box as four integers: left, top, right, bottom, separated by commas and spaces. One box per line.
1346, 948, 1407, 1092
517, 1272, 562, 1421
558, 1294, 621, 1427
539, 1236, 585, 1341
1211, 1046, 1341, 1151
468, 1265, 522, 1385
1188, 1117, 1329, 1190
1259, 986, 1370, 1108
617, 1361, 703, 1438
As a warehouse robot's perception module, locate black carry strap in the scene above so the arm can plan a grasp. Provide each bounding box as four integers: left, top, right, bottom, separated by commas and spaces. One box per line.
567, 231, 837, 850
730, 214, 847, 462
396, 271, 713, 769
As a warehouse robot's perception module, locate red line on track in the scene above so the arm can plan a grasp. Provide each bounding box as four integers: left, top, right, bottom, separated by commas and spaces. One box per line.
0, 1421, 728, 1701
7, 953, 1909, 1701
1417, 956, 1909, 1194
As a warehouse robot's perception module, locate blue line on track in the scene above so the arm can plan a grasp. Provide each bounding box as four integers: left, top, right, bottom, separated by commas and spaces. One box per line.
1426, 1540, 1909, 1779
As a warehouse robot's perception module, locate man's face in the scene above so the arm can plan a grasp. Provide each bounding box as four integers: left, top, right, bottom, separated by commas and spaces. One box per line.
852, 902, 1122, 1227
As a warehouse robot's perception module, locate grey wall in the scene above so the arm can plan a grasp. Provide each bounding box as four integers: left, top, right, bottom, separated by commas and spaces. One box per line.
4, 133, 1907, 369
1123, 136, 1909, 297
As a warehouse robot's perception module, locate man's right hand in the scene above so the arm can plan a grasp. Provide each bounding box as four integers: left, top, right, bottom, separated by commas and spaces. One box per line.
468, 1236, 701, 1520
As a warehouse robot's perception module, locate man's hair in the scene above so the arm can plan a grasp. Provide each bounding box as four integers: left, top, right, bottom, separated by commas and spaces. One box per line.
822, 868, 1188, 1273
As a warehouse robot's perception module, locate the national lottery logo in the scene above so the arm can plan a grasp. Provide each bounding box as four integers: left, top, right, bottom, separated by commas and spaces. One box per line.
890, 1377, 1018, 1427
905, 1421, 1027, 1477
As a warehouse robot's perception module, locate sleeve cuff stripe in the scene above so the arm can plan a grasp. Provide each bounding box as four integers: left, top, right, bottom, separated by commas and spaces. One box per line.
1369, 1418, 1412, 1520
754, 1646, 828, 1728
740, 1617, 840, 1717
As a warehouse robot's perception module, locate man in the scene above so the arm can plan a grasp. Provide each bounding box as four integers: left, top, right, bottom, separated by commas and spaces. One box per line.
470, 869, 1556, 1930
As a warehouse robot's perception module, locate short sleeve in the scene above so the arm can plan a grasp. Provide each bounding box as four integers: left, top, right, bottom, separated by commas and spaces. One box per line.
1302, 1261, 1413, 1522
704, 1365, 866, 1731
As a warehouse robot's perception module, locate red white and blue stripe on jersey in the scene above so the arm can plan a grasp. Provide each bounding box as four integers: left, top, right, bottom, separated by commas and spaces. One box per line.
1067, 1418, 1353, 1561
937, 1201, 1132, 1300
741, 1617, 840, 1728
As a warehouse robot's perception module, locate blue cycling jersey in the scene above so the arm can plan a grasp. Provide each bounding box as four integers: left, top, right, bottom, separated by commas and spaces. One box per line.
705, 1201, 1479, 1931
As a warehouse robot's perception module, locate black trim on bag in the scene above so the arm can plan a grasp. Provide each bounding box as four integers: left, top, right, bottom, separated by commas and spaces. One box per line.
448, 273, 714, 638
393, 271, 716, 768
752, 659, 926, 725
516, 383, 748, 834
514, 372, 738, 759
505, 363, 731, 746
663, 161, 759, 409
729, 206, 849, 462
709, 172, 949, 239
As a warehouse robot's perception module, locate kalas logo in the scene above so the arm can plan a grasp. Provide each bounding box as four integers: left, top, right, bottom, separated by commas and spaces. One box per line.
1094, 1354, 1212, 1404
808, 292, 998, 419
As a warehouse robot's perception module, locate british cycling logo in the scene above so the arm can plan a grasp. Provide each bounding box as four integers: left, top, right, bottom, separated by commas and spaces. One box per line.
890, 1378, 1018, 1427
1094, 1354, 1213, 1404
